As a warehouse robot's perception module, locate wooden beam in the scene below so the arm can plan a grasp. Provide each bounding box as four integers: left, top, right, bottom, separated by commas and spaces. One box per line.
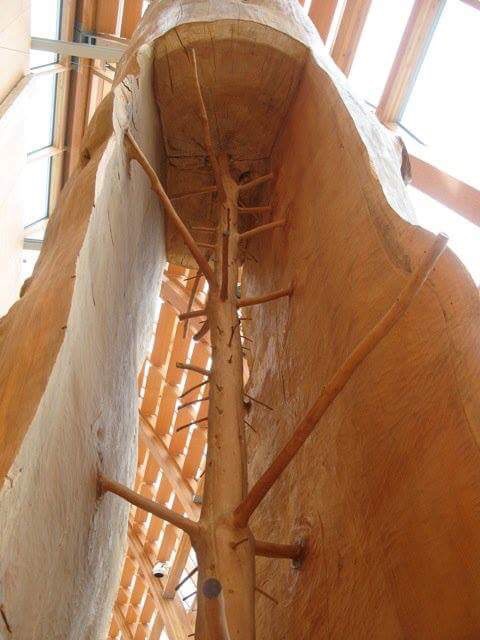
331, 0, 373, 74
410, 155, 480, 228
309, 0, 338, 42
64, 0, 97, 177
163, 533, 192, 599
376, 0, 446, 124
113, 605, 135, 640
128, 526, 192, 640
139, 413, 200, 519
121, 0, 143, 38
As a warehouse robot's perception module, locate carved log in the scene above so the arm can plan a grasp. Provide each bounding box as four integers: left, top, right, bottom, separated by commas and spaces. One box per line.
1, 1, 479, 639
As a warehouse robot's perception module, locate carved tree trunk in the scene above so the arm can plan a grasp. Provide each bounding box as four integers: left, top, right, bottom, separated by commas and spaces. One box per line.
1, 2, 480, 639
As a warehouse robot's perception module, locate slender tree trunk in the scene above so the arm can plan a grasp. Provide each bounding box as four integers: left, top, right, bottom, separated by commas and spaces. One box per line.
195, 155, 256, 639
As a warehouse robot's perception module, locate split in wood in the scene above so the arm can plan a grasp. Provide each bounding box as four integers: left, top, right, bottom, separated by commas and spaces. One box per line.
177, 417, 209, 433
233, 233, 449, 527
123, 130, 216, 286
97, 473, 199, 537
175, 566, 199, 592
220, 231, 229, 301
178, 396, 210, 411
176, 362, 211, 377
238, 206, 272, 215
171, 185, 217, 200
240, 219, 286, 241
237, 286, 293, 310
238, 173, 274, 192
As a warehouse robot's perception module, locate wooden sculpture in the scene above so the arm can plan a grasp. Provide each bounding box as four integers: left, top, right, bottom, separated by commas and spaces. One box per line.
1, 1, 480, 639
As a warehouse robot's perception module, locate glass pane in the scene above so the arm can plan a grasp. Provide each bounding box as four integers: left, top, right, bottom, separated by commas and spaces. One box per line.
30, 0, 61, 69
409, 187, 480, 285
349, 0, 415, 106
31, 0, 61, 39
401, 0, 480, 189
27, 75, 57, 152
24, 158, 52, 227
30, 50, 57, 69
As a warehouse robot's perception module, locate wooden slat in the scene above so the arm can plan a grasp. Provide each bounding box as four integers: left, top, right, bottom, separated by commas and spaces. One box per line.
95, 0, 120, 35
128, 526, 192, 640
121, 0, 143, 38
163, 534, 192, 599
376, 0, 446, 123
309, 0, 338, 42
410, 155, 480, 227
139, 414, 199, 518
113, 604, 135, 640
331, 0, 373, 74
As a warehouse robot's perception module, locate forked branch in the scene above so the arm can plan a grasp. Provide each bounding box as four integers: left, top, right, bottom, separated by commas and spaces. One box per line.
124, 131, 216, 286
234, 233, 448, 526
98, 474, 199, 537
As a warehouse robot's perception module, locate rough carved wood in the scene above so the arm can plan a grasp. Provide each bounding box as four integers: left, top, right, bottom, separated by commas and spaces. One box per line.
1, 1, 479, 639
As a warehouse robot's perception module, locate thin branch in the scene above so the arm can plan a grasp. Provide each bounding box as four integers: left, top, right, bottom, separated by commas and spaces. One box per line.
177, 417, 209, 432
182, 590, 197, 602
178, 396, 210, 411
193, 319, 210, 341
254, 539, 304, 561
175, 566, 198, 591
198, 242, 216, 250
171, 185, 217, 200
234, 234, 448, 526
240, 219, 286, 241
176, 362, 211, 377
124, 131, 216, 287
244, 420, 257, 434
238, 206, 272, 215
238, 173, 274, 192
255, 585, 278, 605
183, 269, 202, 339
202, 579, 232, 640
220, 231, 229, 301
191, 226, 217, 232
237, 286, 293, 309
179, 379, 209, 399
98, 474, 199, 537
178, 308, 207, 321
245, 392, 273, 411
190, 49, 225, 200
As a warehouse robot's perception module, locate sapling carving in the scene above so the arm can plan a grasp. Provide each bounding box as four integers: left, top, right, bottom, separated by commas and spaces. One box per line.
97, 48, 448, 639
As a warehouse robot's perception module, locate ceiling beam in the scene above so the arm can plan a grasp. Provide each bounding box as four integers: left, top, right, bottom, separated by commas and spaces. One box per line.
309, 0, 338, 42
410, 155, 480, 228
331, 0, 373, 74
376, 0, 446, 124
31, 37, 126, 61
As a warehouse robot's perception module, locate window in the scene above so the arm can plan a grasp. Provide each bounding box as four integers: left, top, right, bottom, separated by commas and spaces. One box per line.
348, 0, 415, 106
409, 186, 480, 285
27, 75, 58, 152
401, 0, 480, 189
30, 0, 62, 68
24, 158, 52, 227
